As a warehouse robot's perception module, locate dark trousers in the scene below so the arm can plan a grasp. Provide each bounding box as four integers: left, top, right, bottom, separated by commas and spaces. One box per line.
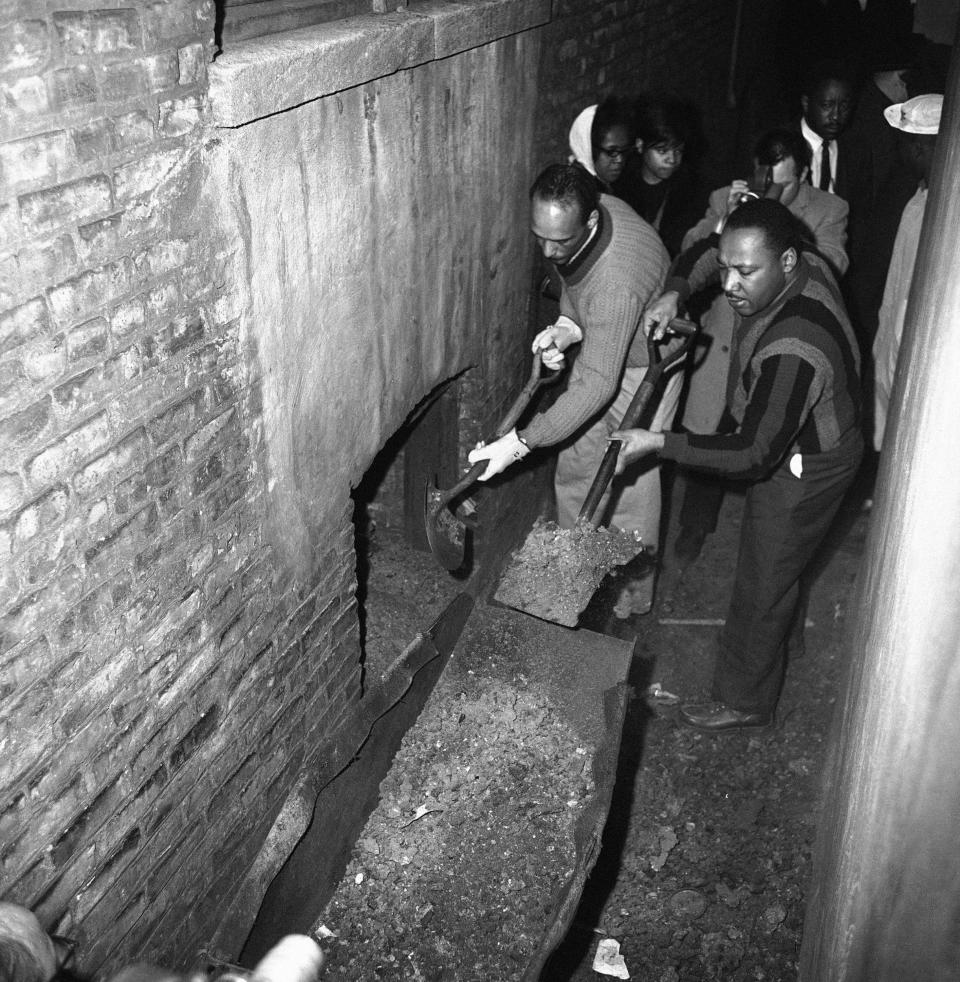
678, 470, 726, 534
712, 430, 863, 715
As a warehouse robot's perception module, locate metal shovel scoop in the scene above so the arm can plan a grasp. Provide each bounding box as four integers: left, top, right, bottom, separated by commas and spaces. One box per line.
424, 350, 561, 571
493, 318, 698, 626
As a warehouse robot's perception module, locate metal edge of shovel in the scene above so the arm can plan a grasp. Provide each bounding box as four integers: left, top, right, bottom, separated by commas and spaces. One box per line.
424, 350, 561, 571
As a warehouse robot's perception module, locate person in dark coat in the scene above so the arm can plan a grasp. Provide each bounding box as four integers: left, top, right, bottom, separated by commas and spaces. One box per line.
616, 95, 704, 258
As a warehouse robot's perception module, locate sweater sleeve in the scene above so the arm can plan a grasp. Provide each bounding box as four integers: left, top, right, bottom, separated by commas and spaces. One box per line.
660, 353, 817, 479
665, 231, 722, 304
520, 286, 643, 448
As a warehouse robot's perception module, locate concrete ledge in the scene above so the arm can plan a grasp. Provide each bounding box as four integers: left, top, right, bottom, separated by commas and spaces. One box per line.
209, 0, 551, 127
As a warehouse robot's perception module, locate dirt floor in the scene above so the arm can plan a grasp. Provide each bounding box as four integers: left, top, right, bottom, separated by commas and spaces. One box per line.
541, 470, 867, 982
345, 466, 869, 980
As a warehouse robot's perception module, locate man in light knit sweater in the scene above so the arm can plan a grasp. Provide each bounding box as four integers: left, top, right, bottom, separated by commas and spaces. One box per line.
468, 164, 673, 610
615, 199, 862, 732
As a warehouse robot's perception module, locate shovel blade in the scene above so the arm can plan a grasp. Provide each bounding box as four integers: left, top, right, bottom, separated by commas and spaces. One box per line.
493, 518, 646, 627
424, 482, 467, 571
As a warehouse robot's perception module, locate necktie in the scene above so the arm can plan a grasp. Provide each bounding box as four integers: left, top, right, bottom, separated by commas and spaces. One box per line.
819, 141, 831, 191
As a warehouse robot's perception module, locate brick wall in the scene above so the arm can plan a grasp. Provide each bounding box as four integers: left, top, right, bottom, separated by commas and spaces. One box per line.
0, 0, 363, 974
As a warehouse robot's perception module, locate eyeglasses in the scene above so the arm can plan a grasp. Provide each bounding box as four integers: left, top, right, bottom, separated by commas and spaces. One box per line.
596, 144, 633, 161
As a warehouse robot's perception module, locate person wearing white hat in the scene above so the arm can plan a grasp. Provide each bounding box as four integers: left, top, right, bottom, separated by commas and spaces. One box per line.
872, 93, 943, 450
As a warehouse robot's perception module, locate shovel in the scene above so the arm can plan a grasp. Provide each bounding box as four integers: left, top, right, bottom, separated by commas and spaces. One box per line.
493, 318, 698, 627
424, 350, 562, 571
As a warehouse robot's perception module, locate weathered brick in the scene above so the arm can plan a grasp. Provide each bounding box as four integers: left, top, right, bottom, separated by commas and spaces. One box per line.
19, 528, 70, 588
144, 390, 201, 448
11, 485, 70, 546
0, 472, 25, 518
19, 175, 113, 236
0, 20, 49, 74
0, 254, 18, 306
99, 60, 148, 102
144, 445, 181, 489
133, 239, 191, 282
0, 75, 49, 121
53, 9, 141, 56
49, 65, 98, 109
143, 51, 179, 91
190, 452, 222, 498
0, 359, 28, 415
159, 95, 201, 137
0, 297, 49, 357
51, 778, 124, 865
15, 235, 78, 293
74, 428, 147, 497
73, 117, 115, 162
0, 396, 51, 452
113, 148, 183, 203
177, 42, 204, 85
84, 500, 157, 584
113, 109, 155, 149
26, 412, 111, 487
183, 408, 234, 463
21, 332, 66, 383
0, 131, 74, 189
0, 565, 83, 651
66, 316, 109, 363
145, 280, 179, 323
144, 1, 198, 43
47, 259, 130, 326
51, 345, 140, 415
75, 213, 122, 266
110, 296, 145, 339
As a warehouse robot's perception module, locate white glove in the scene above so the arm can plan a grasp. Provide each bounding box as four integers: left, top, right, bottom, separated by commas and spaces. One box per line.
467, 428, 531, 481
532, 315, 582, 370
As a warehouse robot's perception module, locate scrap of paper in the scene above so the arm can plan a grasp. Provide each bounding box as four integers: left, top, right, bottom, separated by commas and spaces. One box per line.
592, 938, 630, 979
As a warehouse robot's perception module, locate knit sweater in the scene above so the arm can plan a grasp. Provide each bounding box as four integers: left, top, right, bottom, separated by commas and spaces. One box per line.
661, 251, 861, 479
521, 194, 668, 448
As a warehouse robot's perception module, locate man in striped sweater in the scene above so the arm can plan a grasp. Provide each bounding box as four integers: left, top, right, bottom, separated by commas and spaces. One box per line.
615, 199, 863, 732
469, 164, 674, 608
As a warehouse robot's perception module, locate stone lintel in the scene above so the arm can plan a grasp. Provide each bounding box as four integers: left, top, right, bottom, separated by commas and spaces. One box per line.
209, 0, 551, 127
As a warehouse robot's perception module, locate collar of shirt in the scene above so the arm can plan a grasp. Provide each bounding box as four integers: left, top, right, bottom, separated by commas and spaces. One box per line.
801, 118, 836, 189
560, 207, 605, 277
801, 117, 822, 152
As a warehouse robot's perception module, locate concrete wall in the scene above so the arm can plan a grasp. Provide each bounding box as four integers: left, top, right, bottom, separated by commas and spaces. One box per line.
0, 0, 739, 975
212, 30, 542, 571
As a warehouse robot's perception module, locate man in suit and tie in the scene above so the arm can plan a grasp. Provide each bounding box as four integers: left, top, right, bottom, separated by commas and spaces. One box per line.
799, 60, 856, 198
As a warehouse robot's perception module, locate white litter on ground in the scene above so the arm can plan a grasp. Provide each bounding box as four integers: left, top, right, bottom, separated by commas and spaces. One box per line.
592, 938, 630, 978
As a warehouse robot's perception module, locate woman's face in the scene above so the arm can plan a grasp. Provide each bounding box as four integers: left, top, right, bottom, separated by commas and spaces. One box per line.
593, 124, 634, 184
642, 141, 684, 183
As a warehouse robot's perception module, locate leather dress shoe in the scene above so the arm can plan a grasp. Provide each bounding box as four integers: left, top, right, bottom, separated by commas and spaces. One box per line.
679, 701, 773, 733
673, 526, 707, 564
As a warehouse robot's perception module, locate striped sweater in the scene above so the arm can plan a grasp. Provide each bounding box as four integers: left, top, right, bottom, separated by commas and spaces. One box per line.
661, 249, 861, 478
521, 195, 668, 448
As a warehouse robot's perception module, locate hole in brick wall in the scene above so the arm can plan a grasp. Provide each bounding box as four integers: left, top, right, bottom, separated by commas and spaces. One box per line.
351, 382, 466, 687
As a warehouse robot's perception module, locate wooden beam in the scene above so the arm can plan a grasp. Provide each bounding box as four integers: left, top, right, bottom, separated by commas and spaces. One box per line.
800, 36, 960, 982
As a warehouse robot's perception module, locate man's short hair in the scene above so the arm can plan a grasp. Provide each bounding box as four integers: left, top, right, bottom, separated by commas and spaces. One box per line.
753, 128, 812, 173
802, 58, 855, 99
724, 199, 805, 258
529, 164, 599, 222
